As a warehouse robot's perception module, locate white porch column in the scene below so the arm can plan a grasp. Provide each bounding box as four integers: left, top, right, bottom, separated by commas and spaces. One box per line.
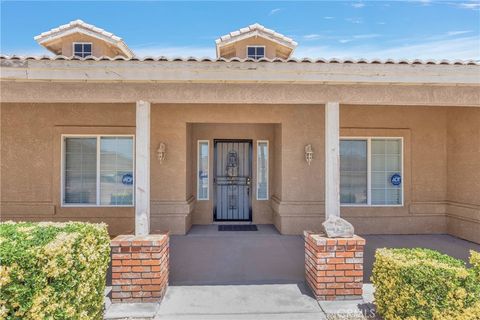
135, 100, 151, 236
325, 102, 340, 219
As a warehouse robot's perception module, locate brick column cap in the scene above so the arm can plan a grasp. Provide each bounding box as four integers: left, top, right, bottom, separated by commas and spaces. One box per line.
304, 231, 365, 246
111, 233, 169, 247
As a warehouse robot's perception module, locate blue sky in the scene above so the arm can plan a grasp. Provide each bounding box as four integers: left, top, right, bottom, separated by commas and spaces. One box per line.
1, 1, 479, 60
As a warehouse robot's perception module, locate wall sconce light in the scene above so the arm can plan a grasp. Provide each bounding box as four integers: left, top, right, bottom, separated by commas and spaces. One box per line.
157, 142, 166, 163
305, 144, 313, 166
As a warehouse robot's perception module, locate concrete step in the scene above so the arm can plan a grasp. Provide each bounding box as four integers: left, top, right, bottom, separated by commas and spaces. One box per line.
104, 286, 112, 313
104, 303, 159, 319
155, 312, 326, 320
156, 284, 323, 317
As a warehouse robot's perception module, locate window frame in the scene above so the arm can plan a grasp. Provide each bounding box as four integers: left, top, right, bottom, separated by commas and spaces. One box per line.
256, 140, 269, 201
246, 45, 266, 59
72, 42, 93, 58
197, 140, 210, 201
340, 136, 404, 207
60, 134, 135, 207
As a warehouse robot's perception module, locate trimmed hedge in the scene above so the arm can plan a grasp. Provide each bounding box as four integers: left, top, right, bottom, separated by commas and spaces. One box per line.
472, 250, 480, 280
0, 221, 110, 320
372, 248, 480, 320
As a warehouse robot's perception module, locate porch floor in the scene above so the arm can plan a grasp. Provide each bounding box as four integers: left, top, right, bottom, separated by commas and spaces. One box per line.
170, 224, 301, 285
105, 229, 479, 319
170, 225, 480, 285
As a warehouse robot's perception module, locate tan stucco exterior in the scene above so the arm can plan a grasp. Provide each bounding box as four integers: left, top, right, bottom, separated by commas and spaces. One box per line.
0, 103, 136, 234
218, 36, 293, 59
189, 123, 277, 225
1, 57, 478, 243
34, 20, 134, 58
48, 33, 124, 57
148, 104, 323, 234
215, 23, 296, 59
1, 101, 479, 242
446, 108, 480, 243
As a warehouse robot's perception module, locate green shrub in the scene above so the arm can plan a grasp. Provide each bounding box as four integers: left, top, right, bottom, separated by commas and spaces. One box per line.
471, 250, 480, 281
0, 221, 110, 320
371, 248, 480, 320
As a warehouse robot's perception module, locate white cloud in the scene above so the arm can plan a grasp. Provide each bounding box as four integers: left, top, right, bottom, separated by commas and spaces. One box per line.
446, 30, 472, 36
323, 16, 335, 19
303, 34, 322, 40
132, 45, 215, 58
294, 36, 480, 60
458, 2, 480, 10
407, 0, 432, 6
334, 34, 381, 44
416, 0, 432, 5
269, 8, 281, 15
353, 34, 381, 39
345, 18, 363, 24
352, 2, 365, 8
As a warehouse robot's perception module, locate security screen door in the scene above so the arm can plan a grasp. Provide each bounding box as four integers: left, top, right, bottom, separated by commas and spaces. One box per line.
214, 140, 252, 221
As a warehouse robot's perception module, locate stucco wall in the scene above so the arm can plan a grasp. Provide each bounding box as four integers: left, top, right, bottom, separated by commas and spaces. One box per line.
0, 103, 136, 235
189, 124, 276, 225
340, 105, 448, 235
1, 102, 476, 241
446, 107, 480, 243
150, 104, 324, 234
221, 37, 291, 59
48, 33, 122, 57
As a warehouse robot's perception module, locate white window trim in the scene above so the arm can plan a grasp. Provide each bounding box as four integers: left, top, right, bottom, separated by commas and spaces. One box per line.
246, 45, 266, 59
256, 140, 269, 200
340, 136, 404, 207
197, 140, 209, 201
61, 134, 135, 207
72, 42, 93, 57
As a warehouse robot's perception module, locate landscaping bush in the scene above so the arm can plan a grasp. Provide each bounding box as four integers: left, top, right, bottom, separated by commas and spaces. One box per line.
372, 248, 480, 320
0, 221, 110, 320
471, 250, 480, 280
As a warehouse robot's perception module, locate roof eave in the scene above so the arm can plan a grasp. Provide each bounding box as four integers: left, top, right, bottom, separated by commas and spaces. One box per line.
1, 57, 479, 87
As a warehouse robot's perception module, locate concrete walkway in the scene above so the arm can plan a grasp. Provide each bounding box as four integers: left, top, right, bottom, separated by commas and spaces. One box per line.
104, 226, 480, 319
106, 283, 377, 319
156, 283, 327, 320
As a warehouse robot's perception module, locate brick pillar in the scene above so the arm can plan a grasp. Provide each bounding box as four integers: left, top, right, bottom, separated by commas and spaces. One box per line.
110, 234, 169, 303
304, 231, 365, 301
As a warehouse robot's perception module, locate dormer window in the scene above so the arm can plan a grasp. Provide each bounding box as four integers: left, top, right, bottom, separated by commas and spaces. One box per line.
247, 46, 265, 59
216, 24, 296, 59
35, 20, 134, 58
73, 42, 92, 58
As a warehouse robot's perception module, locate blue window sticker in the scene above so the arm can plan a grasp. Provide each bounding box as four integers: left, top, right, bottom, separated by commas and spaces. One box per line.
122, 173, 133, 185
390, 173, 402, 186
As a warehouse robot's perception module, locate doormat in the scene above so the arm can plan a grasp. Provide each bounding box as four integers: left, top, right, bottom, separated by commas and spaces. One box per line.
218, 225, 258, 231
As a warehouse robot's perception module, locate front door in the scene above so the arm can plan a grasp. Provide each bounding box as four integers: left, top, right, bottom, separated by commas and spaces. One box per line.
214, 140, 252, 221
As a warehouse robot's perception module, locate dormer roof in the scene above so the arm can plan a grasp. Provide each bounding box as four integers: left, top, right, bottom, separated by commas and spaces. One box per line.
34, 20, 134, 58
215, 23, 297, 58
